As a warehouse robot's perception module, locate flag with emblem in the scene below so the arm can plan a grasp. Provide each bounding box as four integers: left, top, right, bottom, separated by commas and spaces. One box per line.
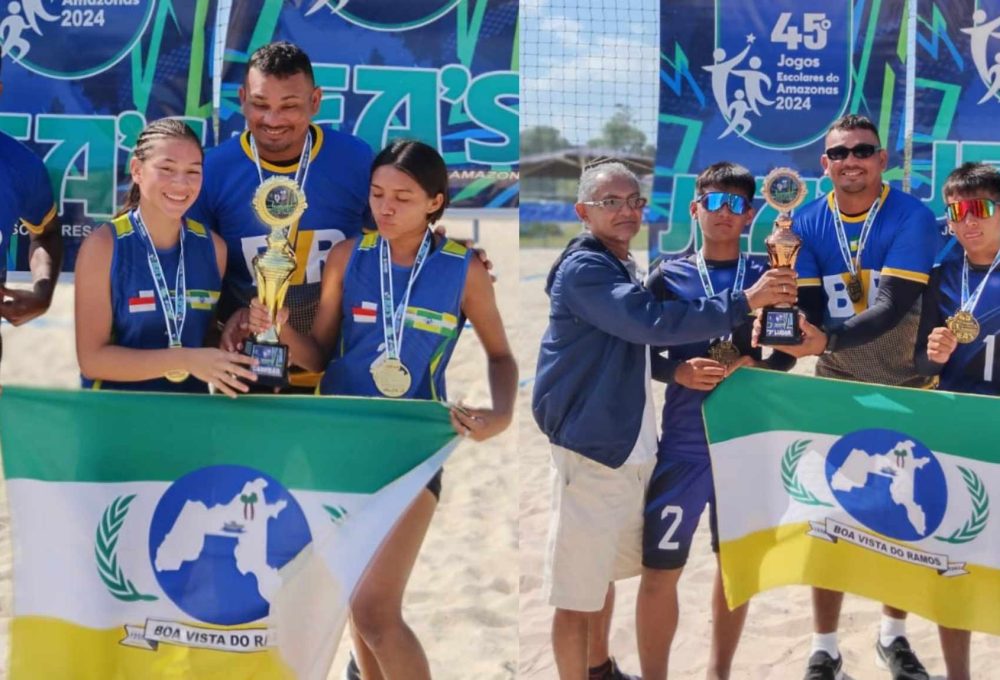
0, 388, 458, 679
405, 307, 459, 338
704, 369, 1000, 635
186, 289, 220, 311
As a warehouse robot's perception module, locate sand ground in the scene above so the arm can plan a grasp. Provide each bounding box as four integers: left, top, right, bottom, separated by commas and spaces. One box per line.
516, 247, 1000, 680
0, 216, 519, 680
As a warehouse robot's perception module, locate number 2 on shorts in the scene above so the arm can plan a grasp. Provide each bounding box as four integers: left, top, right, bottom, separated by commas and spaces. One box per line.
658, 505, 683, 550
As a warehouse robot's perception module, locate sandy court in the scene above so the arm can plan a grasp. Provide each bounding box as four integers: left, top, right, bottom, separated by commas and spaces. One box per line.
516, 246, 1000, 680
0, 216, 519, 680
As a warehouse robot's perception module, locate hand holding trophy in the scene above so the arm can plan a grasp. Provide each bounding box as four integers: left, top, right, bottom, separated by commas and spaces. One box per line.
241, 176, 306, 387
759, 168, 806, 345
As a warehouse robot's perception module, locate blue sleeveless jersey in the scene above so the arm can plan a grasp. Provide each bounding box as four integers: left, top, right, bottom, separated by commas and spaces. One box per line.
932, 241, 1000, 395
652, 255, 766, 461
82, 214, 221, 393
0, 131, 56, 286
319, 233, 472, 399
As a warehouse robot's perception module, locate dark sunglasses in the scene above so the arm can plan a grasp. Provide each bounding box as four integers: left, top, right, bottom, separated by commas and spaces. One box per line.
696, 192, 751, 215
824, 144, 880, 161
946, 198, 997, 222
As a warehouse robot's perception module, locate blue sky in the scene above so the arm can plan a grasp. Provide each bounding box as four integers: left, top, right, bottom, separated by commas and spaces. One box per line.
521, 0, 660, 146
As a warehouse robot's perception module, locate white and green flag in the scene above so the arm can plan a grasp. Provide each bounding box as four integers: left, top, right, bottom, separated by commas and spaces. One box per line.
705, 369, 999, 634
0, 387, 458, 679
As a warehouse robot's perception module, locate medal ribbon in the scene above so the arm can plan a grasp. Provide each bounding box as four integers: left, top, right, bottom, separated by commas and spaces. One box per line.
960, 250, 1000, 316
249, 128, 313, 191
378, 231, 433, 362
831, 189, 883, 280
695, 252, 745, 297
130, 209, 187, 348
696, 252, 746, 345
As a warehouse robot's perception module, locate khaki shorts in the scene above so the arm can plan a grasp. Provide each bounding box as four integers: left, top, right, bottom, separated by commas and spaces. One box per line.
542, 444, 654, 612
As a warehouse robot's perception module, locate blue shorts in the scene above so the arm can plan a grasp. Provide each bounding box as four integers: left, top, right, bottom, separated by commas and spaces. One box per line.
642, 457, 718, 570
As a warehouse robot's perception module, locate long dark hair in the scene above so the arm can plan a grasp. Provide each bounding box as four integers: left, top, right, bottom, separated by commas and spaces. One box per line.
119, 119, 203, 216
371, 139, 450, 224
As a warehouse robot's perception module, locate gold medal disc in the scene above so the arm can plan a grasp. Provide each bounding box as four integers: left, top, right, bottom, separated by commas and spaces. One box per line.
846, 275, 864, 303
371, 358, 412, 397
165, 370, 190, 383
708, 340, 741, 367
946, 310, 981, 344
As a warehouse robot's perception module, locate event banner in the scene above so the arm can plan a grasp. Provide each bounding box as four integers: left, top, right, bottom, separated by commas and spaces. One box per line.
654, 0, 1000, 259
0, 0, 518, 275
0, 387, 457, 679
704, 369, 999, 635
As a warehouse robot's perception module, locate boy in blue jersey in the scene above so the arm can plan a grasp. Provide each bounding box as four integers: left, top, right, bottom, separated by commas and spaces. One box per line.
913, 162, 1000, 680
637, 162, 795, 680
762, 115, 939, 680
0, 57, 63, 368
918, 163, 1000, 398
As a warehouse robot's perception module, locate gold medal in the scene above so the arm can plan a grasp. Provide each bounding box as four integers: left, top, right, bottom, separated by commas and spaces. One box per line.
846, 274, 864, 303
371, 357, 411, 397
708, 340, 741, 367
946, 310, 980, 344
165, 370, 189, 383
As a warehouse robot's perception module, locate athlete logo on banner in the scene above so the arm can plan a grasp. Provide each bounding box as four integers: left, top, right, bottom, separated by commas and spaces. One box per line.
304, 0, 462, 29
964, 7, 1000, 105
0, 0, 154, 79
709, 1, 851, 149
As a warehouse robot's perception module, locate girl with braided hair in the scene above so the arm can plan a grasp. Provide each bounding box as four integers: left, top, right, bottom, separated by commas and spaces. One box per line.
75, 118, 256, 396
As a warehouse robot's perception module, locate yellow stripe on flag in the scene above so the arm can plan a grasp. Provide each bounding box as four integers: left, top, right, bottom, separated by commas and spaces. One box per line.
11, 616, 296, 679
719, 523, 1000, 635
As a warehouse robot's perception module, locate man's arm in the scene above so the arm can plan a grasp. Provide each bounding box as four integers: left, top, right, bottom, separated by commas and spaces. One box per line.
0, 212, 63, 326
558, 252, 796, 346
913, 268, 946, 377
823, 275, 926, 351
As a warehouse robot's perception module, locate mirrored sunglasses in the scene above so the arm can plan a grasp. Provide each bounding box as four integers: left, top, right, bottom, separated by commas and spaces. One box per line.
824, 144, 880, 161
583, 196, 648, 211
946, 198, 997, 222
696, 192, 750, 215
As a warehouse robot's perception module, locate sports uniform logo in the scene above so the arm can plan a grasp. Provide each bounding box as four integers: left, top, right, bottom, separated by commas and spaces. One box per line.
304, 0, 461, 30
0, 0, 154, 79
782, 429, 989, 577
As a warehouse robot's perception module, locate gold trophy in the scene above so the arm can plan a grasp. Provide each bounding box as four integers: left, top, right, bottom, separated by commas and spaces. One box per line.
760, 168, 806, 345
242, 176, 306, 387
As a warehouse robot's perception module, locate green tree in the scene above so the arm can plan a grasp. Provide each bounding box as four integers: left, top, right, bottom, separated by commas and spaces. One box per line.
521, 125, 572, 155
588, 106, 655, 156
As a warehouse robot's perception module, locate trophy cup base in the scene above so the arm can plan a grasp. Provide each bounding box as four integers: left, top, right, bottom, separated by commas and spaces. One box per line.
759, 306, 802, 345
242, 340, 290, 388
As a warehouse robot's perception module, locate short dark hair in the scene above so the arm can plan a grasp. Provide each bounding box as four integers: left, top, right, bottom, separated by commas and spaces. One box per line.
827, 114, 881, 146
694, 162, 755, 202
371, 140, 450, 224
246, 41, 314, 85
942, 162, 1000, 203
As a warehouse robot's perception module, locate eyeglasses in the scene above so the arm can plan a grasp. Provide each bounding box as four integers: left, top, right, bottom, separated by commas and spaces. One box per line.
946, 198, 998, 222
824, 144, 880, 161
695, 192, 751, 215
582, 196, 648, 211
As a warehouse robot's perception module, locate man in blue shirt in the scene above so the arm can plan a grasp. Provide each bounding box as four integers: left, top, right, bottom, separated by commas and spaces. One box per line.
769, 114, 940, 680
0, 57, 63, 369
533, 161, 797, 680
190, 42, 373, 391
